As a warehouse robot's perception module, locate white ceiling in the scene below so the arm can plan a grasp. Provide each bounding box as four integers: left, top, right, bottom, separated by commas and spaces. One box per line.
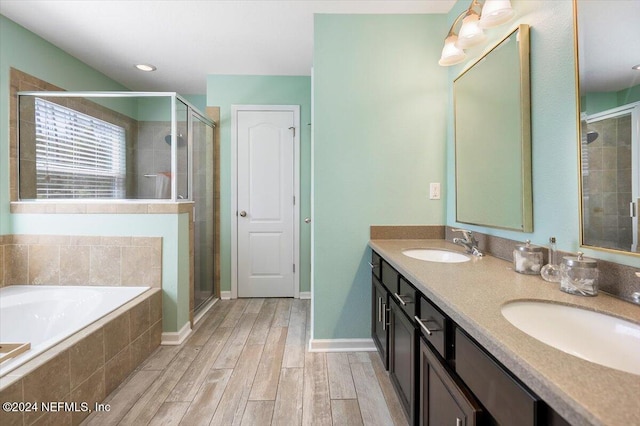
577, 0, 640, 94
0, 0, 456, 94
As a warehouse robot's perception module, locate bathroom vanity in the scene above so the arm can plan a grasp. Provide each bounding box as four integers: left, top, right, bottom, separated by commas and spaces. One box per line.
369, 238, 640, 426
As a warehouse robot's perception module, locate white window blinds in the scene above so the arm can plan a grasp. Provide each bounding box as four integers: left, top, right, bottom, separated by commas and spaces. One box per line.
34, 97, 126, 198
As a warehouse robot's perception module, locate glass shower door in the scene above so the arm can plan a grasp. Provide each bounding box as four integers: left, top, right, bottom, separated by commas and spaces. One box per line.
583, 103, 639, 251
192, 112, 215, 311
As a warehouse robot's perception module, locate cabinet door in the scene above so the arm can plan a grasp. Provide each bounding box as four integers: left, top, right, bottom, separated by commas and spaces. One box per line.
455, 328, 539, 426
372, 276, 388, 369
420, 338, 482, 426
389, 298, 416, 425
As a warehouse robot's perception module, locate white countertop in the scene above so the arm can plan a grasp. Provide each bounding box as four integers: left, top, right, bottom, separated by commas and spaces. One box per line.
369, 239, 640, 426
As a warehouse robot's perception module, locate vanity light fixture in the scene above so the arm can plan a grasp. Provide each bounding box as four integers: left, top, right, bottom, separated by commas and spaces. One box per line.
456, 11, 486, 49
439, 0, 515, 67
479, 0, 515, 28
135, 64, 157, 72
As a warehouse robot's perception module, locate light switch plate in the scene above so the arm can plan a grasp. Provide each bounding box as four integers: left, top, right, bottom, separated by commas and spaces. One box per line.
429, 183, 441, 200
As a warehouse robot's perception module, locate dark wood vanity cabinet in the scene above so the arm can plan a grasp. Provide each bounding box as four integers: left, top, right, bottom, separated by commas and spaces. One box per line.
371, 275, 389, 369
419, 338, 483, 426
370, 252, 390, 369
389, 293, 417, 425
370, 251, 568, 426
417, 293, 482, 426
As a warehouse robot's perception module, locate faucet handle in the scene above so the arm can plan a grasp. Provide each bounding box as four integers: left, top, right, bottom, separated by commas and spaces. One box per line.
452, 228, 474, 240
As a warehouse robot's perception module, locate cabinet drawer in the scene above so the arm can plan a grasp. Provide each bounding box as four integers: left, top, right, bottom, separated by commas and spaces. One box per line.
416, 296, 447, 359
392, 277, 416, 318
455, 328, 540, 426
381, 260, 399, 291
370, 251, 382, 280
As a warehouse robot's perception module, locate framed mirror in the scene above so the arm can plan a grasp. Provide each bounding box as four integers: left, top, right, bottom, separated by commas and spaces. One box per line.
454, 24, 532, 232
575, 0, 640, 255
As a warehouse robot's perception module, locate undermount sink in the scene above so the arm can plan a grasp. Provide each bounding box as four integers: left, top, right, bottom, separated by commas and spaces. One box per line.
501, 300, 640, 376
402, 248, 470, 263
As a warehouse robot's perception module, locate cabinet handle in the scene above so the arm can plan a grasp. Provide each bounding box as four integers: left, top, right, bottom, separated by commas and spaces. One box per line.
368, 262, 379, 269
393, 292, 409, 306
382, 303, 388, 331
415, 316, 442, 336
377, 296, 382, 322
456, 418, 462, 426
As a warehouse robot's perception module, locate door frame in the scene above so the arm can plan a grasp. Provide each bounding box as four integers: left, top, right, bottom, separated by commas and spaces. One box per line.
230, 104, 301, 299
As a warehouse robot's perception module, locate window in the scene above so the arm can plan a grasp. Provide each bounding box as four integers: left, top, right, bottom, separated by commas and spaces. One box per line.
34, 97, 126, 198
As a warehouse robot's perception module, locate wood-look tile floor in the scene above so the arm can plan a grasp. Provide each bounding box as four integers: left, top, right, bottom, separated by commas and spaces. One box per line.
83, 298, 408, 426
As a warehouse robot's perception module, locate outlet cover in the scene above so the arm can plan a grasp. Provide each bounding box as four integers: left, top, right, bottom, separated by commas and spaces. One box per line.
429, 183, 441, 200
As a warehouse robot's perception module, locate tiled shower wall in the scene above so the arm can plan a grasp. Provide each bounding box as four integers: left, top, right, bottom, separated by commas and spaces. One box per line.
583, 114, 633, 251
0, 235, 162, 288
135, 121, 188, 199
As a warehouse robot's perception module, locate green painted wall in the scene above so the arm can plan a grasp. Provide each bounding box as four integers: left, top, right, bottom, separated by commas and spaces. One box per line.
444, 0, 639, 269
182, 94, 207, 113
582, 83, 640, 115
0, 15, 128, 234
0, 15, 192, 333
312, 14, 448, 339
206, 75, 312, 295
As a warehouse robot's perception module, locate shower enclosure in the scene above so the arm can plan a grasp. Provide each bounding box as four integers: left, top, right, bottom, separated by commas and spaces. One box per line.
17, 91, 216, 312
582, 102, 639, 252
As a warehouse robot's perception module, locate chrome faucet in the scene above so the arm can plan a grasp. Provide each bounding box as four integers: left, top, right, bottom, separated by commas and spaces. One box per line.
452, 228, 483, 257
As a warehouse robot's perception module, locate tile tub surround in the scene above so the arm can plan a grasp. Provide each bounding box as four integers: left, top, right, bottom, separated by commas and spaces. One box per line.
0, 288, 161, 426
0, 235, 162, 288
369, 238, 640, 426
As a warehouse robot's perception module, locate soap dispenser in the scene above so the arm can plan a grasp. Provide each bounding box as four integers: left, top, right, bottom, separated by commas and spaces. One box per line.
541, 237, 561, 282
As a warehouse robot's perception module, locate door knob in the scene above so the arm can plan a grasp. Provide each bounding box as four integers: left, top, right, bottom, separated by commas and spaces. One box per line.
239, 211, 247, 217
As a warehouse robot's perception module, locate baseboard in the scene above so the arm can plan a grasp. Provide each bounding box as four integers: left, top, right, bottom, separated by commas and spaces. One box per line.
299, 291, 311, 299
308, 338, 376, 352
161, 321, 192, 346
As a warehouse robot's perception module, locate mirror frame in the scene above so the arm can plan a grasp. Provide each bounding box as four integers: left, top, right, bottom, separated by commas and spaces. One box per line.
454, 24, 533, 232
573, 0, 640, 257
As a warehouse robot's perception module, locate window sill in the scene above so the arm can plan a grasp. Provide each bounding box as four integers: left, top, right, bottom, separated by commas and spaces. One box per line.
10, 200, 194, 214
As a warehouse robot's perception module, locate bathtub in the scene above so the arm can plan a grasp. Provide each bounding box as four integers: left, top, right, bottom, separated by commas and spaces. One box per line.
0, 285, 149, 377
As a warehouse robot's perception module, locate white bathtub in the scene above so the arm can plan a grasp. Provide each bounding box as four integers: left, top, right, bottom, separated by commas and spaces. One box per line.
0, 285, 149, 377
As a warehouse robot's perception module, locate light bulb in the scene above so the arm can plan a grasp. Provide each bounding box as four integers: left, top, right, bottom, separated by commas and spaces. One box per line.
455, 14, 486, 49
135, 64, 157, 72
439, 35, 466, 66
479, 0, 515, 28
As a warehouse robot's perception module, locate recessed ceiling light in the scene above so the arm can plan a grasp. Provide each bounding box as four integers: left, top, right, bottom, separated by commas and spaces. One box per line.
135, 64, 157, 72
632, 64, 640, 71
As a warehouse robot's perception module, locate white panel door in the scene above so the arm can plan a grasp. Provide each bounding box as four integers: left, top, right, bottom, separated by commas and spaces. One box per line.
237, 109, 295, 297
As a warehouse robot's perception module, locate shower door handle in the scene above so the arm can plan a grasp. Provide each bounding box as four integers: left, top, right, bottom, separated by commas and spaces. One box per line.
239, 211, 247, 217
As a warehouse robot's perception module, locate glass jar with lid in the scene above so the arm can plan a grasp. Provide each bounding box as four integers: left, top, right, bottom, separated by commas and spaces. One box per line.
560, 252, 598, 296
513, 240, 543, 274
